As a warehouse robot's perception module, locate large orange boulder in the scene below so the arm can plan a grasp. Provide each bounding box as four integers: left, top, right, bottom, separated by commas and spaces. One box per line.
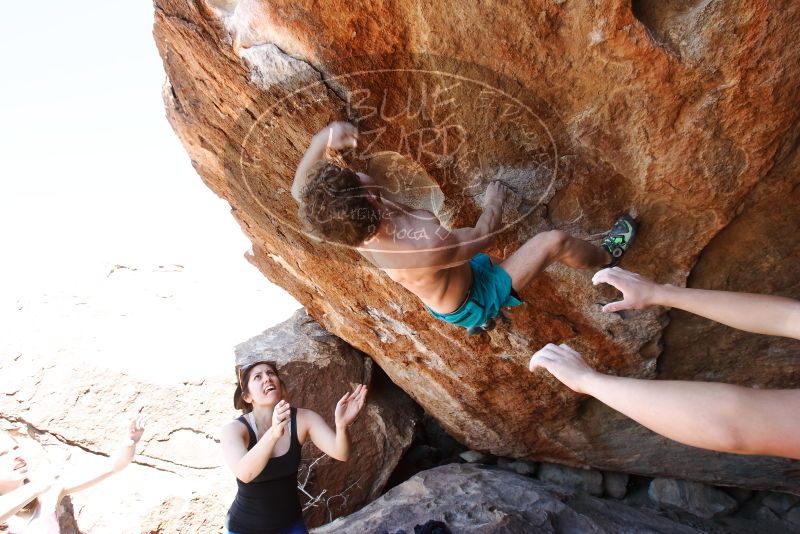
153, 0, 800, 491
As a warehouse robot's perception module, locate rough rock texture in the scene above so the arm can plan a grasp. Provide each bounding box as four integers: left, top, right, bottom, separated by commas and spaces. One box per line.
603, 471, 630, 500
153, 0, 800, 490
506, 459, 537, 477
0, 310, 415, 531
235, 309, 418, 525
313, 463, 712, 533
1, 352, 230, 532
538, 462, 604, 497
648, 478, 738, 519
761, 492, 799, 516
787, 506, 800, 526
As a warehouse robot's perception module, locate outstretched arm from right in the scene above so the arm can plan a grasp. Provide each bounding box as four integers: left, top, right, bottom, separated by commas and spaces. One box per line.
593, 267, 800, 340
530, 344, 800, 459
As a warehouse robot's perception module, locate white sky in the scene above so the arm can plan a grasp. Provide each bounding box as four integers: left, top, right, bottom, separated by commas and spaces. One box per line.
0, 2, 301, 382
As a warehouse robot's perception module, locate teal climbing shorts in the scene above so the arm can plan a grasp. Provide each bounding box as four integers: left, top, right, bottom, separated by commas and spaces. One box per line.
427, 253, 523, 329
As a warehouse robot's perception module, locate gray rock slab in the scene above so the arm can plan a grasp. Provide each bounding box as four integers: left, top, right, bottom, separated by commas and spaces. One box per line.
538, 462, 603, 496
603, 471, 629, 499
649, 478, 738, 519
762, 492, 800, 515
313, 464, 705, 533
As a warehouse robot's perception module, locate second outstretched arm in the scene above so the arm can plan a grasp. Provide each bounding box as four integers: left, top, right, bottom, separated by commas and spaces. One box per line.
593, 268, 800, 340
657, 285, 800, 340
582, 371, 800, 459
530, 344, 800, 460
428, 182, 509, 267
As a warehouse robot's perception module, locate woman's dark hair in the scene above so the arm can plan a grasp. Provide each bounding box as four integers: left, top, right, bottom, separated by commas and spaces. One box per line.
233, 361, 282, 413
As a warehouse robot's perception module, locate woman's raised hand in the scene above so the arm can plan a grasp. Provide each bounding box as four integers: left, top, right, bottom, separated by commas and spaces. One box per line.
334, 385, 368, 429
268, 400, 291, 442
126, 414, 147, 446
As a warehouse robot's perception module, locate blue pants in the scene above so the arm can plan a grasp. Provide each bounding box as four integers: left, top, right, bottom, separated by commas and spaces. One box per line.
427, 253, 523, 328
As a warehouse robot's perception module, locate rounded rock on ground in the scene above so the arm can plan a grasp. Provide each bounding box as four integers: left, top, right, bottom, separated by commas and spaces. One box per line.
496, 457, 513, 471
648, 478, 738, 519
459, 450, 486, 463
537, 462, 603, 496
761, 492, 800, 515
507, 460, 537, 477
724, 487, 754, 505
602, 471, 629, 499
785, 506, 800, 526
755, 505, 780, 522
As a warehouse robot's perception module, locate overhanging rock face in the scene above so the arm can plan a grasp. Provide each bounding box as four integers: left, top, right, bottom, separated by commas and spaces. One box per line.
154, 0, 800, 491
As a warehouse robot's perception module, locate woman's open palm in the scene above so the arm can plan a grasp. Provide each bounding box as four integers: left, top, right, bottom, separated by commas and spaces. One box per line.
334, 385, 367, 428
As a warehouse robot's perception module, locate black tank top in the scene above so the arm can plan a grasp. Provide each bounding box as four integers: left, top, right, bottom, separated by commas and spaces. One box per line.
226, 408, 303, 534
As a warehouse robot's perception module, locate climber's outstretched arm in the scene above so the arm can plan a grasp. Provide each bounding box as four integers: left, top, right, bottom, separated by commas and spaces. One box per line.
530, 344, 800, 459
593, 268, 800, 340
292, 122, 358, 202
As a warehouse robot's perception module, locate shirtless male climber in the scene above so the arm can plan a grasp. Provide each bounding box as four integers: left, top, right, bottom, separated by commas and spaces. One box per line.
291, 122, 637, 335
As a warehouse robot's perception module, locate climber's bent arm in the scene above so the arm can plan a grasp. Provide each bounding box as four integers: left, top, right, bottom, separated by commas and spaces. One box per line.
292, 122, 359, 202
417, 215, 501, 269
292, 130, 331, 202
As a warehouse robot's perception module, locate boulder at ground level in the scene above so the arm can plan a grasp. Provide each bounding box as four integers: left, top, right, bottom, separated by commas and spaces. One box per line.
538, 462, 604, 496
648, 478, 738, 519
602, 471, 629, 499
313, 463, 706, 533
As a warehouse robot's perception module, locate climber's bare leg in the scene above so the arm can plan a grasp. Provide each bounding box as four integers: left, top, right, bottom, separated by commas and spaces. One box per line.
500, 230, 611, 292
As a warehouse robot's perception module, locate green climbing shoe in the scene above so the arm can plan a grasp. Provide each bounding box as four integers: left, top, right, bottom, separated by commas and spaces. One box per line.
602, 214, 637, 266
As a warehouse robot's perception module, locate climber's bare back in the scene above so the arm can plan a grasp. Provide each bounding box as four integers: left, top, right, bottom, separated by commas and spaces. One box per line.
358, 206, 473, 314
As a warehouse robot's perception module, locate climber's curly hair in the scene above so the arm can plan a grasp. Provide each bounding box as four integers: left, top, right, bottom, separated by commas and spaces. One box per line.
298, 161, 381, 246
